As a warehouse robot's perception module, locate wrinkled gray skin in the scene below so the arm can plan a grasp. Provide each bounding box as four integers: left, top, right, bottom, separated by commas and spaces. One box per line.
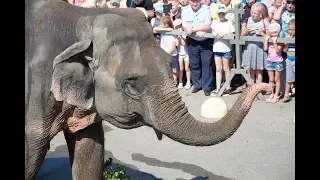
25, 0, 272, 179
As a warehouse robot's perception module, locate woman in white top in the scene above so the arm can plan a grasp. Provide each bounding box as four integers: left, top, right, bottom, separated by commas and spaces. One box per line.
210, 4, 235, 96
173, 19, 192, 90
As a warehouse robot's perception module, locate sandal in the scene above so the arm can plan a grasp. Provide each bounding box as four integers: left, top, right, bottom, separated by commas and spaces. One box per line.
270, 96, 280, 104
238, 84, 247, 91
265, 94, 274, 103
282, 96, 292, 103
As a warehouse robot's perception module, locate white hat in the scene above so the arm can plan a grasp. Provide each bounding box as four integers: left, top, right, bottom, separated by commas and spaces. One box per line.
217, 4, 227, 13
173, 19, 182, 27
268, 22, 281, 32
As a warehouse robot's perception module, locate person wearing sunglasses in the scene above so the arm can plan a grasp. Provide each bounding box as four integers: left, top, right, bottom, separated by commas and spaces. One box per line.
272, 0, 295, 38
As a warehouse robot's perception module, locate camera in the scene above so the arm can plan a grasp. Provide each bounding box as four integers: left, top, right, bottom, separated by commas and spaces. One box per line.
163, 3, 172, 16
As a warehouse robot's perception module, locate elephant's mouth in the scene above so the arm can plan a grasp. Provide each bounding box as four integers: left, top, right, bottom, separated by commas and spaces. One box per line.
102, 112, 145, 129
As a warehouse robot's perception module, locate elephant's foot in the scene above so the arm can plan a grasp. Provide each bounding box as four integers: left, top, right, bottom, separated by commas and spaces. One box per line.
65, 112, 100, 133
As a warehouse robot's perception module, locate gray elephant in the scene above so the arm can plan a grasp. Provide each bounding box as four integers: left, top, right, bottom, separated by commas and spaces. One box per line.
25, 0, 272, 179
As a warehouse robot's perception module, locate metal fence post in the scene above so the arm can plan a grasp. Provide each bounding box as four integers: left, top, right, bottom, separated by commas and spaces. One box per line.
216, 8, 264, 100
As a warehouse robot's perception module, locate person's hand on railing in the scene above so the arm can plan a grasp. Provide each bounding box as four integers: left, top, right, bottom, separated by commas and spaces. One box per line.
184, 27, 193, 35
264, 34, 271, 41
195, 31, 206, 37
153, 27, 173, 33
286, 33, 295, 39
271, 36, 278, 43
255, 29, 265, 36
215, 33, 224, 39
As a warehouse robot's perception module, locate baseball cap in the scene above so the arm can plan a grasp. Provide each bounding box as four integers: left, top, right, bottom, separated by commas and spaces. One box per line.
217, 4, 227, 13
110, 0, 120, 5
154, 4, 164, 14
268, 22, 281, 33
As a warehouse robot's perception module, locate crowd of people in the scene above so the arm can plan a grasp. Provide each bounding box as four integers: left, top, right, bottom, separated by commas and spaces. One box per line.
65, 0, 295, 104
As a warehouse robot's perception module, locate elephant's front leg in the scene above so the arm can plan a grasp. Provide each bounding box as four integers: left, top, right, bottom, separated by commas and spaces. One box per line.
64, 121, 104, 180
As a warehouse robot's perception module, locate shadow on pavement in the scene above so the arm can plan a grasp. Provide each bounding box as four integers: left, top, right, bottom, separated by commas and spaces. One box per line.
131, 153, 233, 180
37, 145, 161, 180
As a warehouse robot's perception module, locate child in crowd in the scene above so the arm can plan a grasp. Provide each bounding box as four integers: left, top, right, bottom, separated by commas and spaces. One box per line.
273, 0, 295, 38
268, 0, 282, 23
179, 0, 190, 8
151, 6, 164, 45
173, 19, 192, 89
168, 0, 182, 21
263, 22, 283, 103
109, 0, 121, 7
282, 19, 295, 102
241, 3, 269, 92
240, 0, 257, 26
156, 16, 181, 86
210, 4, 235, 96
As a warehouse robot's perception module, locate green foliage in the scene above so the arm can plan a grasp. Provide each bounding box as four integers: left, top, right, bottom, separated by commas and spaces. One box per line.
103, 158, 131, 180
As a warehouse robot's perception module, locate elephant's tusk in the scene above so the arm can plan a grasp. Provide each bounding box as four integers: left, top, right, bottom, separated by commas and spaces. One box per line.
153, 128, 163, 140
84, 56, 94, 61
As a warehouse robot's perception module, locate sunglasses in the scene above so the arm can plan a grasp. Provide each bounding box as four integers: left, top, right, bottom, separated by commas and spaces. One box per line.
287, 1, 295, 5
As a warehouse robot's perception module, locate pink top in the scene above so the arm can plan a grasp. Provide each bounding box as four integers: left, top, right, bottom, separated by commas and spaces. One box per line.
267, 42, 283, 62
74, 0, 83, 6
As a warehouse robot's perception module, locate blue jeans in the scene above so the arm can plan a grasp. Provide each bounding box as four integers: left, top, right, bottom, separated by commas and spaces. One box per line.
265, 61, 283, 71
214, 51, 232, 59
187, 38, 213, 92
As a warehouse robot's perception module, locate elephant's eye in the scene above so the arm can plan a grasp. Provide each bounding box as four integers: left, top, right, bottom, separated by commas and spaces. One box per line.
121, 77, 145, 100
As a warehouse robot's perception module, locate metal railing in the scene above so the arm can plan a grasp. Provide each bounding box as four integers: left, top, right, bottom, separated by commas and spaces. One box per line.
160, 8, 295, 100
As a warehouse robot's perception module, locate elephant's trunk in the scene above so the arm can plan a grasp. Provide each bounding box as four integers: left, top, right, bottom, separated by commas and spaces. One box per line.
152, 81, 272, 146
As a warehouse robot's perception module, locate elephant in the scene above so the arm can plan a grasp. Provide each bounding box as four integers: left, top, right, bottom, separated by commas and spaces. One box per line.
25, 0, 272, 179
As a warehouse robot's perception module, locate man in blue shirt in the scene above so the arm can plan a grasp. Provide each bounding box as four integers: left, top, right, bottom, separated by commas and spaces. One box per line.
181, 0, 213, 96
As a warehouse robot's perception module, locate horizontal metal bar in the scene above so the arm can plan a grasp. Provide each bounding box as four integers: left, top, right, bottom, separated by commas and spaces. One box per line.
240, 36, 295, 44
163, 30, 234, 39
161, 30, 295, 44
229, 39, 246, 45
227, 9, 245, 14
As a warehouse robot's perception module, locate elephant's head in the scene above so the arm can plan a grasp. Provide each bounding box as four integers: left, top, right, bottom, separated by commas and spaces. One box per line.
51, 12, 272, 146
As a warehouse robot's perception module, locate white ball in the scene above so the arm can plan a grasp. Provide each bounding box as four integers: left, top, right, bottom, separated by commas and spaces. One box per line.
201, 97, 228, 119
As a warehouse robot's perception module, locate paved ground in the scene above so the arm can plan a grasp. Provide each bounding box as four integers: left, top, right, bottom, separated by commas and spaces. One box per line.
37, 88, 295, 180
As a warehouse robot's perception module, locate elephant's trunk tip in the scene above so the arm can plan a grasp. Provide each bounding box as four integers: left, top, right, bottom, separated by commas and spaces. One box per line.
242, 82, 273, 107
250, 82, 273, 95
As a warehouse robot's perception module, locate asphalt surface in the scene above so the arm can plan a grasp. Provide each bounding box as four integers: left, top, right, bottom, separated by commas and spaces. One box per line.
37, 88, 295, 180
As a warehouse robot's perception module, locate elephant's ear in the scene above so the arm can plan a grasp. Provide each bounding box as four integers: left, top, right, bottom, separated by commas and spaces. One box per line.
51, 40, 95, 110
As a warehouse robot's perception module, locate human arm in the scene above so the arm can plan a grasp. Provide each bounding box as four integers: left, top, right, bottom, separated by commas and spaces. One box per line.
268, 7, 278, 23
177, 35, 186, 46
135, 7, 154, 19
273, 0, 286, 21
219, 21, 236, 37
283, 43, 288, 53
263, 34, 271, 51
143, 0, 155, 19
271, 37, 283, 53
150, 18, 156, 27
241, 24, 249, 36
193, 9, 212, 37
153, 27, 174, 32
